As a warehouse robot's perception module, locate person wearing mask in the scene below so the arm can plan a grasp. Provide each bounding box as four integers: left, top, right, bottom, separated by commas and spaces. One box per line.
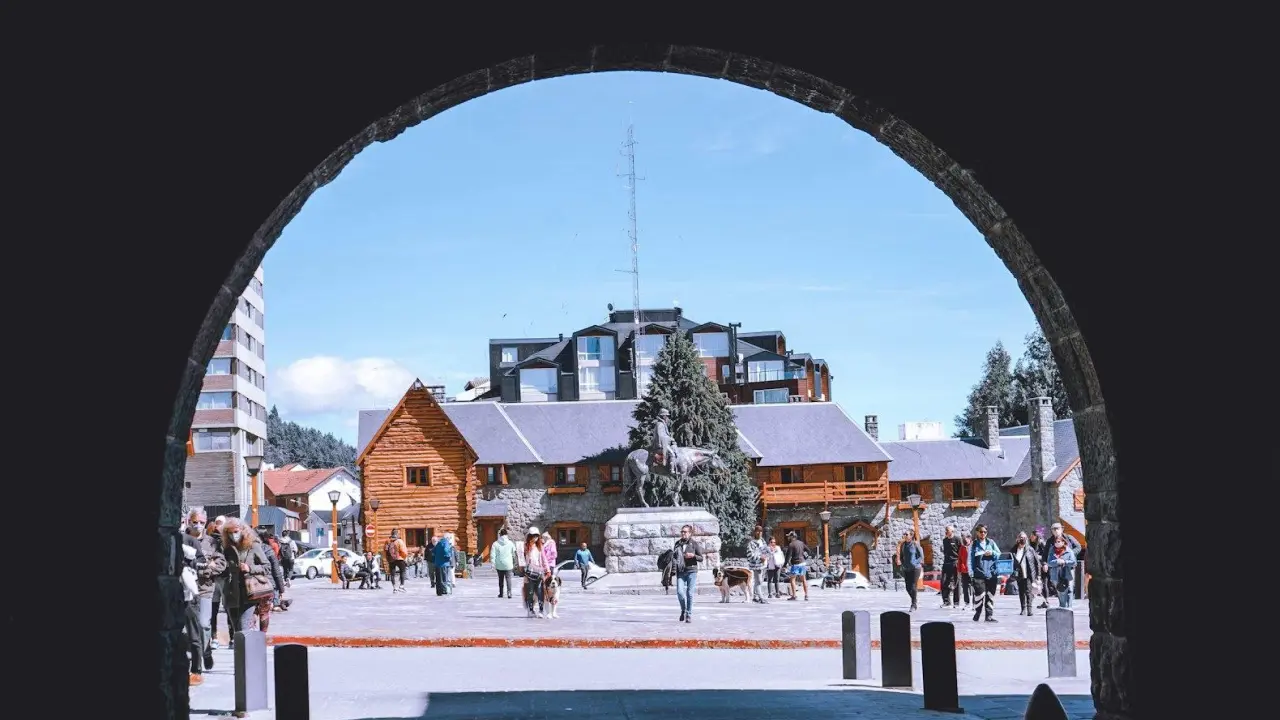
179, 543, 203, 686
521, 527, 548, 618
970, 524, 1001, 622
258, 528, 288, 612
1040, 523, 1081, 607
957, 531, 973, 611
939, 525, 961, 609
672, 525, 703, 623
1046, 536, 1078, 608
432, 532, 454, 596
897, 531, 923, 611
746, 525, 769, 604
491, 528, 517, 598
573, 541, 594, 590
785, 531, 810, 601
766, 537, 784, 599
207, 517, 226, 648
219, 520, 272, 638
187, 511, 225, 672
1027, 530, 1048, 609
385, 529, 409, 593
1011, 531, 1039, 616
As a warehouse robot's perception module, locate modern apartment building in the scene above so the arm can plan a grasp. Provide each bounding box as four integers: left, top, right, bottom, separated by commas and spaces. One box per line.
184, 266, 268, 514
479, 306, 833, 405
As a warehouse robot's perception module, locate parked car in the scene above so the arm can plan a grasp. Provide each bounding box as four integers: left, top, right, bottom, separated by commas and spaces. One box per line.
554, 559, 607, 586
292, 547, 361, 579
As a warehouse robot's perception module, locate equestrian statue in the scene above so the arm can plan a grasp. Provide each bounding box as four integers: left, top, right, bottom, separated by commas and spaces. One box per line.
623, 407, 728, 507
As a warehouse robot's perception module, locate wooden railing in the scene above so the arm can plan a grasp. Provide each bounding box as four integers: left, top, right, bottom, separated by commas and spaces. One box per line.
761, 480, 890, 505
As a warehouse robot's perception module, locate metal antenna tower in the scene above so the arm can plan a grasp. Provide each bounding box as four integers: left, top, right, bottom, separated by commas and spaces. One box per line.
616, 109, 645, 377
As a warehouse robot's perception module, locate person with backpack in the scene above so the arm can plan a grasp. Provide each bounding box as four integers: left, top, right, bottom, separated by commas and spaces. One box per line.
385, 529, 409, 593
278, 533, 297, 587
432, 532, 454, 596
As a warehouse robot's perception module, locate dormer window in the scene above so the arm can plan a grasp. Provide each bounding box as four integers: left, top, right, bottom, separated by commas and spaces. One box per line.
501, 347, 518, 364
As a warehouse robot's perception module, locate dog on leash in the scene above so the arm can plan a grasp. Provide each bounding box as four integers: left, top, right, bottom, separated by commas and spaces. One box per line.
543, 574, 563, 618
713, 566, 754, 603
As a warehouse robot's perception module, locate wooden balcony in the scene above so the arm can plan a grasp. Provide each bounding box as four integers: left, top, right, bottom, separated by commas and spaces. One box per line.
761, 480, 890, 506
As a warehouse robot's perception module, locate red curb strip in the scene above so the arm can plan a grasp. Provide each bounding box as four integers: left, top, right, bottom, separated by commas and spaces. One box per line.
268, 636, 1090, 650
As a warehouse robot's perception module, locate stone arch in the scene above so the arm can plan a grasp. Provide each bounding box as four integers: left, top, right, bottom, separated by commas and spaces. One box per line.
163, 45, 1122, 717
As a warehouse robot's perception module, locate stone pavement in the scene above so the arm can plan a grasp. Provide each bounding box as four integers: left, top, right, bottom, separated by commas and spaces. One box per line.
189, 646, 1095, 719
239, 570, 1091, 647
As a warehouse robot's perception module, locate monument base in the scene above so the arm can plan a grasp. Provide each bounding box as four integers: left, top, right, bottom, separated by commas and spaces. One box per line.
601, 507, 721, 591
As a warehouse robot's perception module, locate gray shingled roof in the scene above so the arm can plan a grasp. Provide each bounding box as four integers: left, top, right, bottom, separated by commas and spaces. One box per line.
1004, 418, 1080, 486
730, 403, 892, 466
497, 401, 639, 465
475, 499, 509, 517
357, 404, 542, 465
879, 436, 1030, 482
735, 341, 774, 359
506, 338, 570, 373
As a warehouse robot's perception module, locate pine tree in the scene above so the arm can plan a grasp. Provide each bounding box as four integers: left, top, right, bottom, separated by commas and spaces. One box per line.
265, 405, 357, 471
1011, 330, 1071, 425
953, 341, 1019, 437
627, 331, 758, 551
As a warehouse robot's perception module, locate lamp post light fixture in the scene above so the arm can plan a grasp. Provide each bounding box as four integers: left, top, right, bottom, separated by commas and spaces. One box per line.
328, 489, 342, 584
244, 454, 264, 529
818, 509, 833, 566
906, 493, 924, 590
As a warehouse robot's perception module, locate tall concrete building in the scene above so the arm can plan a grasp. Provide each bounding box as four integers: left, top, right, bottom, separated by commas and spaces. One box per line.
184, 266, 268, 516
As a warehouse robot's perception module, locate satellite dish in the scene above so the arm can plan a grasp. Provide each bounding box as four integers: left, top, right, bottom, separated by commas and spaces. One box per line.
607, 303, 614, 312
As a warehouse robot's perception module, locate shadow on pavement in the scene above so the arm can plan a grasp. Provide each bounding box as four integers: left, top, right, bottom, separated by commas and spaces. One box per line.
348, 688, 1096, 719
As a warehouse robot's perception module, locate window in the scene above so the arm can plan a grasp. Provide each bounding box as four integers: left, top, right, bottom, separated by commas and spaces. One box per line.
577, 335, 603, 361
753, 388, 789, 404
898, 482, 922, 501
206, 358, 232, 375
780, 467, 804, 484
608, 466, 621, 485
555, 467, 576, 486
193, 429, 233, 451
501, 347, 518, 363
749, 360, 785, 382
843, 465, 865, 483
519, 368, 557, 397
406, 528, 427, 548
221, 324, 234, 341
1073, 488, 1085, 511
556, 525, 583, 547
245, 433, 263, 456
578, 366, 600, 392
406, 466, 431, 486
197, 392, 234, 410
635, 334, 666, 361
485, 466, 503, 485
693, 332, 729, 357
637, 366, 655, 397
1012, 492, 1021, 507
248, 276, 264, 297
952, 480, 976, 500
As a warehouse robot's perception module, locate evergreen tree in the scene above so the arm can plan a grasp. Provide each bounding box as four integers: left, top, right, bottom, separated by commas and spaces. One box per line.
1011, 330, 1071, 424
265, 405, 358, 472
627, 331, 758, 551
953, 341, 1019, 437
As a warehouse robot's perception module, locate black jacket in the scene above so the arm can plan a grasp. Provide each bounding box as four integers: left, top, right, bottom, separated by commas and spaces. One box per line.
672, 537, 703, 574
941, 536, 961, 567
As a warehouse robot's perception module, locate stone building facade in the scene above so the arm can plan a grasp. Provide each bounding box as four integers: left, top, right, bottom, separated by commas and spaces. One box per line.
477, 463, 627, 559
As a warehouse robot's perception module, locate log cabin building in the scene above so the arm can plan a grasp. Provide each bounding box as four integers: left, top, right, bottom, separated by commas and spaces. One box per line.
475, 306, 833, 406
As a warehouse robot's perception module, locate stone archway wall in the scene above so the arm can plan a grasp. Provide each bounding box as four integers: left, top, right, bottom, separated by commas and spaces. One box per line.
162, 46, 1125, 718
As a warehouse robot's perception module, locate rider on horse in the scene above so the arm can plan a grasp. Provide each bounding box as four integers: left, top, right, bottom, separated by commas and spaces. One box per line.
651, 408, 677, 471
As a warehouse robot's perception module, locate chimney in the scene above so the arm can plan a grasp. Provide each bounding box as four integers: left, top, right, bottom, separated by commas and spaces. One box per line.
984, 405, 1001, 453
558, 333, 564, 342
1028, 396, 1056, 481
864, 415, 879, 441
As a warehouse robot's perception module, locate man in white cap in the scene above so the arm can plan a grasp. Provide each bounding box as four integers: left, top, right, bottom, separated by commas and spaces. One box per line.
1039, 522, 1082, 608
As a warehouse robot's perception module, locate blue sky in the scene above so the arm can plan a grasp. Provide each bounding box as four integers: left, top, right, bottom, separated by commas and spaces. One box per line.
263, 71, 1038, 445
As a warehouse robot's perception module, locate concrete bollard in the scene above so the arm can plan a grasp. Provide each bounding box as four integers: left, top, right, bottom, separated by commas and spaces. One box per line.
879, 610, 913, 688
234, 630, 269, 714
920, 621, 963, 713
274, 643, 310, 720
1045, 608, 1077, 678
840, 610, 872, 680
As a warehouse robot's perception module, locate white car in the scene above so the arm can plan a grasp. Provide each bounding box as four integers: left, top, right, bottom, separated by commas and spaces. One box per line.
810, 570, 872, 590
555, 559, 607, 586
293, 547, 362, 579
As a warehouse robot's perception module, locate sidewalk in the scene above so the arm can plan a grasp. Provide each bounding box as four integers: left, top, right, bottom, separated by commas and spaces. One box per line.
190, 646, 1095, 719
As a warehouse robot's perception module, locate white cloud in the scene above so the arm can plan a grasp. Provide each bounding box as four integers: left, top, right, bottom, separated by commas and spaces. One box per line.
271, 356, 417, 416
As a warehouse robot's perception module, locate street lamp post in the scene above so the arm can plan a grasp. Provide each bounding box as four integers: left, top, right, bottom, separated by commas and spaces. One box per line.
245, 455, 264, 529
818, 509, 832, 566
328, 489, 341, 584
907, 493, 924, 590
368, 497, 380, 554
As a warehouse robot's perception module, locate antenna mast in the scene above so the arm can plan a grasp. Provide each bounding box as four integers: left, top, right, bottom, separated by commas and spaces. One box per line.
618, 112, 644, 380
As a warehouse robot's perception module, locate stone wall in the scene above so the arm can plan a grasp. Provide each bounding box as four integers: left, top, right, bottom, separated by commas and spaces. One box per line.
1057, 464, 1084, 533
482, 464, 626, 559
603, 507, 721, 573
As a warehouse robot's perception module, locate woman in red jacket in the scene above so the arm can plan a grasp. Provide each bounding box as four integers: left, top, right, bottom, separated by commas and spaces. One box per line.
957, 531, 973, 611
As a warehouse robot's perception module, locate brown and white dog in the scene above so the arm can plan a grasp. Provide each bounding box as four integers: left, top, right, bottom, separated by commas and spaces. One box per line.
543, 574, 563, 618
713, 566, 754, 603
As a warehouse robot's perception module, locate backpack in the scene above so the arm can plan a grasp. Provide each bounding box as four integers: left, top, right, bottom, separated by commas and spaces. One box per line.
656, 548, 673, 571
268, 537, 281, 558
385, 538, 402, 561
279, 539, 294, 562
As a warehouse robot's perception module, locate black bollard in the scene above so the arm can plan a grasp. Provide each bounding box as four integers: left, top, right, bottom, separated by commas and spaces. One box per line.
1023, 683, 1069, 720
840, 610, 872, 680
275, 644, 310, 720
920, 621, 963, 713
233, 630, 269, 714
879, 610, 913, 688
1045, 608, 1077, 678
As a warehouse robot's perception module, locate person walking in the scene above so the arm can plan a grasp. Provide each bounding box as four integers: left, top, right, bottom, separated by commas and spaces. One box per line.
1040, 523, 1081, 608
492, 528, 517, 598
1027, 530, 1048, 609
1046, 535, 1078, 608
573, 541, 594, 590
187, 511, 225, 672
940, 525, 961, 608
218, 519, 273, 638
385, 529, 409, 593
957, 531, 973, 611
784, 531, 810, 601
672, 525, 703, 623
970, 524, 1000, 622
1012, 531, 1039, 616
432, 532, 454, 596
425, 535, 438, 589
746, 525, 769, 604
897, 530, 923, 612
521, 527, 549, 618
278, 532, 297, 587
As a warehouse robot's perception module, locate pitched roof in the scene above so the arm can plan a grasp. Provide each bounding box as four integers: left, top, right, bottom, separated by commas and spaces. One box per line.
359, 402, 542, 464
1004, 418, 1081, 486
879, 436, 1030, 482
730, 403, 892, 466
264, 467, 350, 496
308, 503, 361, 527
355, 379, 479, 467
497, 401, 640, 464
243, 505, 301, 528
505, 338, 570, 373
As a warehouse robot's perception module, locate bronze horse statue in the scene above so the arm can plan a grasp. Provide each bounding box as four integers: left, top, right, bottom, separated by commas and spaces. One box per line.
623, 446, 727, 508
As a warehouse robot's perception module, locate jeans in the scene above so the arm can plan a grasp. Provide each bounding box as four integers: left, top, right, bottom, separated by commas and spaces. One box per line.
497, 569, 514, 597
901, 568, 919, 608
766, 568, 781, 597
195, 595, 213, 658
389, 559, 407, 588
436, 564, 452, 595
523, 572, 545, 613
210, 599, 221, 641
427, 562, 436, 587
676, 571, 697, 617
941, 564, 959, 605
579, 565, 590, 588
1057, 582, 1074, 608
750, 566, 765, 601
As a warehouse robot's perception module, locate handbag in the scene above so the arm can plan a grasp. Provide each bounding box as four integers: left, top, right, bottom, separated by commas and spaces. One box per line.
243, 550, 275, 602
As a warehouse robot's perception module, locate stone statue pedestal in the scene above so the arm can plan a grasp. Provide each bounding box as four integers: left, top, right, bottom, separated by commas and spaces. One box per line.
595, 506, 721, 592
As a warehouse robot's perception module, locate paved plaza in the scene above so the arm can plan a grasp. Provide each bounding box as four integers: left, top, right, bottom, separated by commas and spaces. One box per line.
239, 568, 1091, 647
189, 646, 1094, 719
